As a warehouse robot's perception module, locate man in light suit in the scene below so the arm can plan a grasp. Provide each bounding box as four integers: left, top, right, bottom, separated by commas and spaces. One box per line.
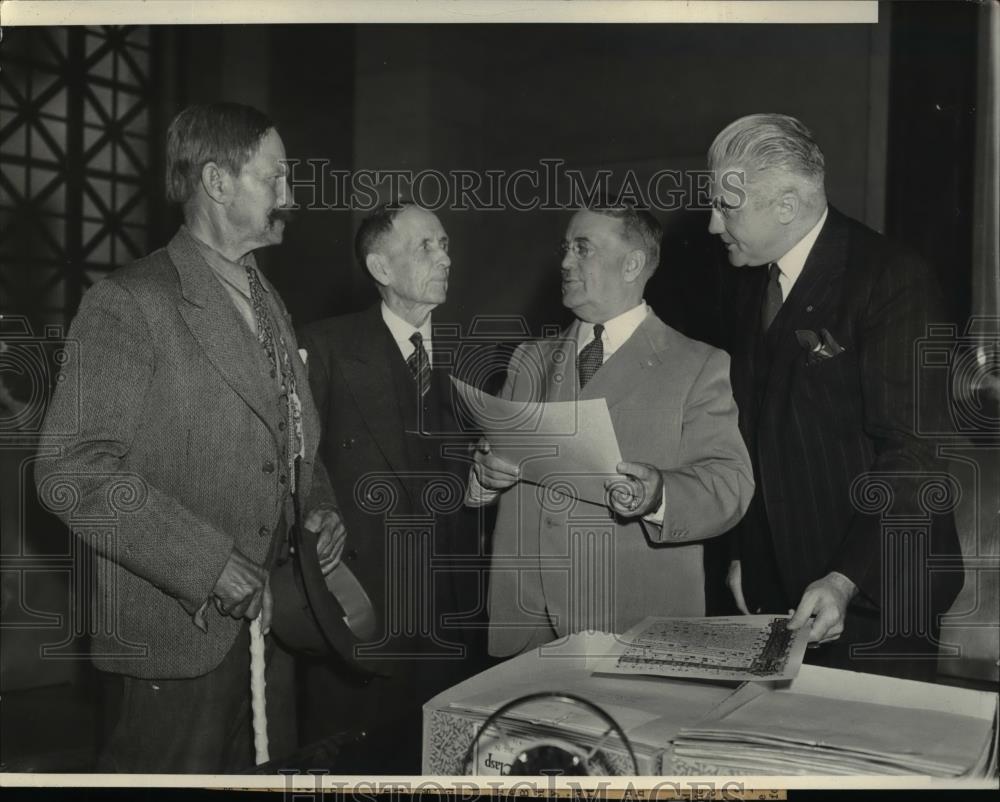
297, 202, 486, 773
471, 203, 754, 656
708, 113, 963, 680
35, 103, 344, 771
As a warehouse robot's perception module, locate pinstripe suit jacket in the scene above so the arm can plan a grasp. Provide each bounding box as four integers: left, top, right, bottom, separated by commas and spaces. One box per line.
729, 207, 962, 617
35, 227, 333, 679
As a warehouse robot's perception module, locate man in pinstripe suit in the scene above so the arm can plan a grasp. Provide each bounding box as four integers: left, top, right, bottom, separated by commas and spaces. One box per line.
708, 114, 962, 681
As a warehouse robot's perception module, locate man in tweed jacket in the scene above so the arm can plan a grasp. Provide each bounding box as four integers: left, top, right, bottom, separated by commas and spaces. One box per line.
35, 103, 342, 771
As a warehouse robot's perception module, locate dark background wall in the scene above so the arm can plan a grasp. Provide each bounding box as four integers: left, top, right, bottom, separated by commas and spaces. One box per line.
166, 20, 895, 340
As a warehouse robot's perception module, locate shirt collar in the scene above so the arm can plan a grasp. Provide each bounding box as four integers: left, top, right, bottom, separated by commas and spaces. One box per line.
578, 301, 649, 356
774, 206, 828, 287
381, 302, 433, 349
186, 225, 264, 295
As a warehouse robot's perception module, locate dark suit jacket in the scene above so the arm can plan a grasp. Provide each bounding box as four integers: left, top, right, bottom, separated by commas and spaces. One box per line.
35, 227, 333, 679
729, 208, 963, 623
298, 305, 482, 670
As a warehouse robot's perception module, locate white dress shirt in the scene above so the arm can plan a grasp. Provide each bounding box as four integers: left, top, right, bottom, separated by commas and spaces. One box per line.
773, 206, 828, 298
575, 300, 650, 362
381, 301, 434, 364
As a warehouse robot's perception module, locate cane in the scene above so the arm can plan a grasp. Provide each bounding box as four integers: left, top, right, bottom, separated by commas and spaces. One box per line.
250, 613, 269, 765
251, 457, 302, 767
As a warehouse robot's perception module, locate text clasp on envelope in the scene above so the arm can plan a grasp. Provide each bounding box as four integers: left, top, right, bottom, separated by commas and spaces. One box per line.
450, 377, 623, 507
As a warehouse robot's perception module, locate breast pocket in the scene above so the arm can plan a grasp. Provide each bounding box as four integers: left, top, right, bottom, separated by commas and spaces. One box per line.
612, 406, 683, 466
794, 349, 863, 418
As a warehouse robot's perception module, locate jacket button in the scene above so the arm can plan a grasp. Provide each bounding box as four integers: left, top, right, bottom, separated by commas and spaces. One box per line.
262, 460, 275, 474
258, 526, 269, 538
346, 548, 358, 562
278, 420, 286, 431
279, 474, 287, 486
342, 439, 352, 449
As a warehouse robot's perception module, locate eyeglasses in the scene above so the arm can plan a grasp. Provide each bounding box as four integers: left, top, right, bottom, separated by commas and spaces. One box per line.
558, 240, 597, 260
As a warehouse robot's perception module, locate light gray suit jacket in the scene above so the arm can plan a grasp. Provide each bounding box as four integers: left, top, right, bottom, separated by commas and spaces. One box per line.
487, 311, 753, 656
35, 227, 332, 678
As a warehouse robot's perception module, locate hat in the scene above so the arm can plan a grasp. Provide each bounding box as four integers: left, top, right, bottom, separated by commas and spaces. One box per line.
269, 521, 378, 670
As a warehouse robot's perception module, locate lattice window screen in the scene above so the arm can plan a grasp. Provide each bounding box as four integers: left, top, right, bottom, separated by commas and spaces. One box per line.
0, 26, 158, 328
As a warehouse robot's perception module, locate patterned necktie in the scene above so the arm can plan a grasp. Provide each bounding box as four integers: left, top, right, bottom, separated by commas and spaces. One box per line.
407, 331, 431, 398
246, 265, 279, 379
762, 262, 783, 332
577, 323, 605, 388
246, 265, 303, 491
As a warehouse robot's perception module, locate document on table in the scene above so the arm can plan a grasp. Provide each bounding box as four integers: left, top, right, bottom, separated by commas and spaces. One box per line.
450, 377, 622, 506
594, 615, 810, 682
673, 685, 998, 777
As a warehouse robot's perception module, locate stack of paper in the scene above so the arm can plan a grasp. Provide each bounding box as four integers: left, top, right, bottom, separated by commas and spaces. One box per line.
673, 676, 998, 777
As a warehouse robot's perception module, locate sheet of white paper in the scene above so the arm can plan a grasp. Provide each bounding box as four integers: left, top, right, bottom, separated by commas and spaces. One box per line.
593, 615, 810, 682
450, 376, 623, 506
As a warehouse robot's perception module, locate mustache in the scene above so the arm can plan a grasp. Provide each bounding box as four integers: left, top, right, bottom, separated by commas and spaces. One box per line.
269, 208, 295, 224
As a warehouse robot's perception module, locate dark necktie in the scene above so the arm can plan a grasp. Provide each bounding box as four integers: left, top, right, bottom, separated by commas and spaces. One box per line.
577, 323, 605, 388
762, 262, 783, 332
407, 331, 431, 398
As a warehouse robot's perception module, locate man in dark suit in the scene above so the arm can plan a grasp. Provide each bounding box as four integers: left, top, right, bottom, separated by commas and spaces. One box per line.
297, 203, 484, 773
708, 113, 963, 680
35, 103, 344, 771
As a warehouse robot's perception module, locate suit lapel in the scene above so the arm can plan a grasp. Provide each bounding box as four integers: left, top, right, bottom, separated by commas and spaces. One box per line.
762, 209, 849, 395
579, 311, 670, 408
769, 211, 847, 348
170, 229, 281, 447
545, 322, 581, 403
257, 272, 321, 460
338, 306, 411, 483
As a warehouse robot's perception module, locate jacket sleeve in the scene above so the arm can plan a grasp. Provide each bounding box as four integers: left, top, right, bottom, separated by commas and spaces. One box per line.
34, 279, 234, 610
828, 252, 958, 606
651, 348, 755, 543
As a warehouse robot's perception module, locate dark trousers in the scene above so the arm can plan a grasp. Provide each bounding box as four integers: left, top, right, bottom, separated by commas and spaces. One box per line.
299, 641, 494, 774
97, 626, 297, 773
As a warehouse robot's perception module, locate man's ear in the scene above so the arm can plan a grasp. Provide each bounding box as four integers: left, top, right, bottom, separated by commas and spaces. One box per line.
775, 190, 801, 225
200, 162, 230, 205
622, 249, 647, 284
365, 252, 390, 286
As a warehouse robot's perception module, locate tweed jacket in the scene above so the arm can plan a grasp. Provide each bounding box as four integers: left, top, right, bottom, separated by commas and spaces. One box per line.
35, 227, 333, 678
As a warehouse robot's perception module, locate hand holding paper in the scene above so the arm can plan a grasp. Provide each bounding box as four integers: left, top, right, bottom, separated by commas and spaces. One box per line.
605, 461, 664, 517
452, 377, 623, 506
472, 436, 520, 491
788, 571, 857, 644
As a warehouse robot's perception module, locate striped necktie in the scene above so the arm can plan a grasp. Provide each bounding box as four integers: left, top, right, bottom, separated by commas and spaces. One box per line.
577, 323, 605, 388
407, 331, 431, 398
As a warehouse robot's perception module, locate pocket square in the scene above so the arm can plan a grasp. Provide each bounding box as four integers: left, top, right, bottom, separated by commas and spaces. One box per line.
796, 328, 845, 363
298, 348, 308, 366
